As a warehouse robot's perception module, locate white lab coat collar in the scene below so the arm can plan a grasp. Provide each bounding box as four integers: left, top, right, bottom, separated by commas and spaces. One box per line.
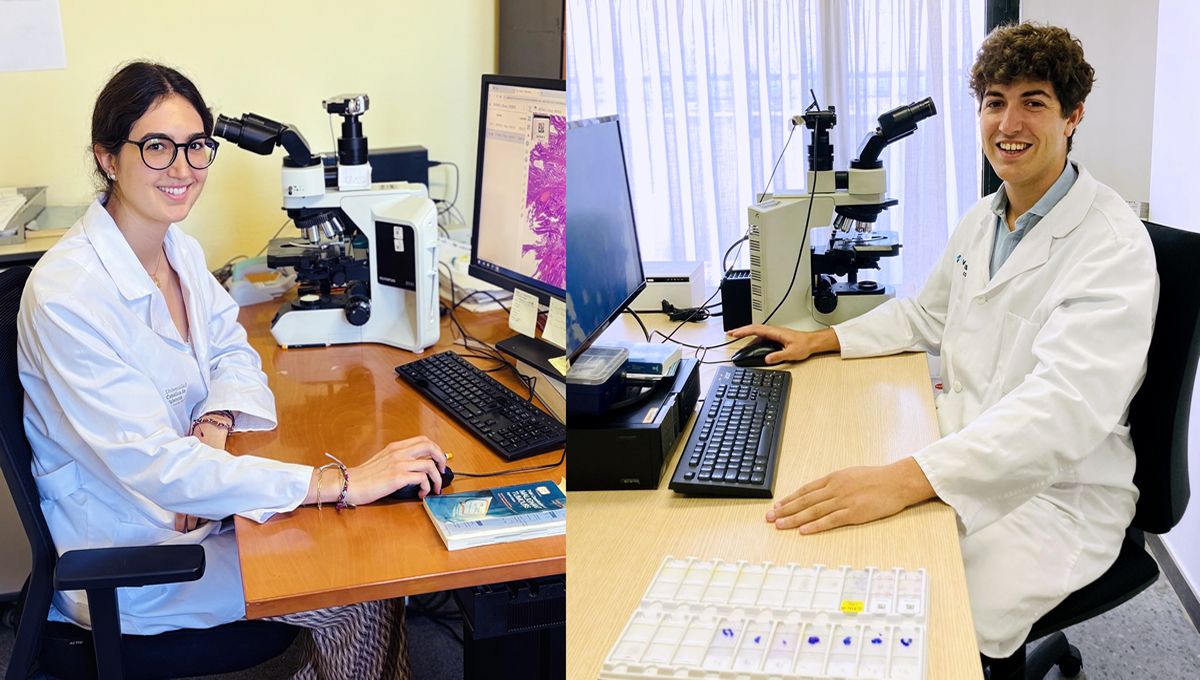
978, 163, 1098, 296
79, 199, 211, 370
80, 200, 161, 302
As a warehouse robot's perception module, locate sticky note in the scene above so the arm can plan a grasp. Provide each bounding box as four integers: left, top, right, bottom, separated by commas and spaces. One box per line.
508, 288, 539, 338
840, 600, 865, 614
543, 297, 567, 349
549, 355, 569, 376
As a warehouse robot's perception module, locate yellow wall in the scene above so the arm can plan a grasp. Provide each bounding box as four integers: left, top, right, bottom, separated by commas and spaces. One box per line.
0, 0, 497, 268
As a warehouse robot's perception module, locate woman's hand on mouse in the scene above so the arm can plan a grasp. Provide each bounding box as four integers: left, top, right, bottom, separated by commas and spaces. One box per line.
304, 435, 449, 506
727, 325, 841, 364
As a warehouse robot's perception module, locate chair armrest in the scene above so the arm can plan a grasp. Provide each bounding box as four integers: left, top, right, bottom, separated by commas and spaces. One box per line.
54, 544, 205, 591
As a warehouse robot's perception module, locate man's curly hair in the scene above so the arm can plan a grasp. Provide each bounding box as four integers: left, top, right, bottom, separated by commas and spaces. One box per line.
970, 22, 1094, 150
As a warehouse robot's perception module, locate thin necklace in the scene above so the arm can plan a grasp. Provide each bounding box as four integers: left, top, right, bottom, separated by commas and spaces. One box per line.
149, 247, 166, 288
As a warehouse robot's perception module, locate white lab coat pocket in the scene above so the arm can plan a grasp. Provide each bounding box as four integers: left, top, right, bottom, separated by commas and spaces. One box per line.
998, 311, 1040, 395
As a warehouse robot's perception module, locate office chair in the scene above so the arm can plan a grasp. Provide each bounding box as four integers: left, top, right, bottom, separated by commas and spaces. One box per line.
0, 266, 300, 679
985, 220, 1199, 679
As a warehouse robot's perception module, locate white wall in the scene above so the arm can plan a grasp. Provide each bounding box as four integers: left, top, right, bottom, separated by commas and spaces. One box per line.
1021, 0, 1158, 203
1149, 0, 1200, 604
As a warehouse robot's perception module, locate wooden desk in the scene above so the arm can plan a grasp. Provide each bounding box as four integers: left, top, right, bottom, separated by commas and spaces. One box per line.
230, 301, 565, 619
567, 316, 981, 679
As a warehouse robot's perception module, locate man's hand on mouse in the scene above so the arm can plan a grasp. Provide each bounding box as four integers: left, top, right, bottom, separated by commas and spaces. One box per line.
727, 325, 842, 365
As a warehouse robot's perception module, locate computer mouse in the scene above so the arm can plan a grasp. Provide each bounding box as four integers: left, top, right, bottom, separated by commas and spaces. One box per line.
385, 466, 454, 501
730, 339, 784, 367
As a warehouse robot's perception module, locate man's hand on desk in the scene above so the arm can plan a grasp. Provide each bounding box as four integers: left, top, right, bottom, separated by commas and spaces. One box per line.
766, 457, 936, 533
727, 325, 841, 365
303, 435, 450, 506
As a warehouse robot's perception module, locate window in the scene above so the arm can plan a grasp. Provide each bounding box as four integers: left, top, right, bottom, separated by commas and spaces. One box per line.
567, 0, 986, 292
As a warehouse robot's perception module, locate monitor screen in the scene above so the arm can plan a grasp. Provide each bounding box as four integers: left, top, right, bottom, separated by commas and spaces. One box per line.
469, 75, 567, 303
566, 116, 645, 361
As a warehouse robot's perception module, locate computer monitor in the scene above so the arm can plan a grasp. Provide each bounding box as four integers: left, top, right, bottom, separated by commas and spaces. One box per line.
469, 74, 567, 305
566, 116, 646, 362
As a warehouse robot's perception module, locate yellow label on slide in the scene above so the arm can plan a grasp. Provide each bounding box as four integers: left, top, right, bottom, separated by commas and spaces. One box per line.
840, 600, 865, 614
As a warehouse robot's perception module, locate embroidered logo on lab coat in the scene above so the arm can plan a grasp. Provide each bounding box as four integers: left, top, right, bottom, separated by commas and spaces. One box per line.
954, 254, 970, 277
165, 384, 187, 406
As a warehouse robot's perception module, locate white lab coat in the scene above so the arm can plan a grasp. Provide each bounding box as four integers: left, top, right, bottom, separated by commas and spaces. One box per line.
17, 200, 313, 635
833, 164, 1158, 657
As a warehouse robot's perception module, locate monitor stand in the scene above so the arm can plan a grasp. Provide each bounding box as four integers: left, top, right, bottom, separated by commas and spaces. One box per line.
495, 334, 563, 379
496, 334, 566, 422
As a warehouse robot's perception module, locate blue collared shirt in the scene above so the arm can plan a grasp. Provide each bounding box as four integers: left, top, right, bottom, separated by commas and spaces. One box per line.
989, 162, 1078, 278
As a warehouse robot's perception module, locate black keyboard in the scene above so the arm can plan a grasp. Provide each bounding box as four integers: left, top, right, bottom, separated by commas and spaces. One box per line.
395, 351, 565, 461
667, 365, 790, 498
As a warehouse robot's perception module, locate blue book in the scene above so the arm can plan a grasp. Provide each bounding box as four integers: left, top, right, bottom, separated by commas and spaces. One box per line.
422, 481, 566, 550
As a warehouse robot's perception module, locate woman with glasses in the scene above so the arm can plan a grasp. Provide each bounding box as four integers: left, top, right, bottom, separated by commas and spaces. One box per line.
16, 62, 445, 679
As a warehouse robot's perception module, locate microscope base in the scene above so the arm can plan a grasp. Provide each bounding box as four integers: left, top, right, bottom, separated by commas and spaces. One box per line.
271, 305, 436, 352
814, 286, 894, 326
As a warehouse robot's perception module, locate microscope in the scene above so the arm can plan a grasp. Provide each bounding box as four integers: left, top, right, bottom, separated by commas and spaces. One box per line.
215, 94, 439, 351
748, 97, 936, 329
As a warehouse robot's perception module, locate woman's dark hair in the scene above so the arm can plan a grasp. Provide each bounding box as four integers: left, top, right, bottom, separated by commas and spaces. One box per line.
969, 22, 1094, 151
91, 62, 213, 196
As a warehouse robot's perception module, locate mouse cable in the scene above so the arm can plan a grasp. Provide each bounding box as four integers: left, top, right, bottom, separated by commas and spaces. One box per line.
454, 448, 566, 478
436, 263, 561, 421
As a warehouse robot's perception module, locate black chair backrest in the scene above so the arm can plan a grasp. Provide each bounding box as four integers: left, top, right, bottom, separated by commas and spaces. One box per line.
0, 266, 56, 567
0, 266, 63, 679
1129, 221, 1199, 533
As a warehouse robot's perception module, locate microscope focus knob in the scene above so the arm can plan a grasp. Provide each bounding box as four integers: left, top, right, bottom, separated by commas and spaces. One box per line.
814, 275, 838, 314
345, 297, 371, 326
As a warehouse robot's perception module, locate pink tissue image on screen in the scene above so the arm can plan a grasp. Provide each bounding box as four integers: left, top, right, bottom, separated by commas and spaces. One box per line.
521, 114, 566, 289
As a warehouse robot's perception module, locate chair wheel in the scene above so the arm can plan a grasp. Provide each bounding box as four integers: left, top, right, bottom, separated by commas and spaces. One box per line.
1057, 644, 1083, 677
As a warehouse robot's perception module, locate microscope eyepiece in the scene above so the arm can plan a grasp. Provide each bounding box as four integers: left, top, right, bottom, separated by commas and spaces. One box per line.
851, 97, 938, 169
877, 98, 937, 138
213, 113, 290, 156
213, 114, 242, 144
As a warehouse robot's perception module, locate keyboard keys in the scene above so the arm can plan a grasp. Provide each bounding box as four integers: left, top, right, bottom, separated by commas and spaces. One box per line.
669, 366, 789, 498
395, 352, 565, 460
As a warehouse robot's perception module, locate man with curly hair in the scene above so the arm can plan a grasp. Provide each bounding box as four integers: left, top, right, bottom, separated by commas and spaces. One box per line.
730, 22, 1157, 668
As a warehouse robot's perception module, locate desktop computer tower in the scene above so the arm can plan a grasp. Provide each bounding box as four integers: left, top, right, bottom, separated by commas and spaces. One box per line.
454, 577, 565, 680
567, 358, 700, 490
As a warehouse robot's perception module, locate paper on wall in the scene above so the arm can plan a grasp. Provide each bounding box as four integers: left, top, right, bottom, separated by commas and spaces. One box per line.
0, 0, 67, 73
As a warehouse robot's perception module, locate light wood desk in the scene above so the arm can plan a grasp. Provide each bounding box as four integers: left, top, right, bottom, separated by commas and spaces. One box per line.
567, 315, 981, 679
230, 301, 565, 619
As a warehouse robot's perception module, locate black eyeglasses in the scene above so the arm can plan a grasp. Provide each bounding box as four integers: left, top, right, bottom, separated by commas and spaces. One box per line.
123, 136, 220, 170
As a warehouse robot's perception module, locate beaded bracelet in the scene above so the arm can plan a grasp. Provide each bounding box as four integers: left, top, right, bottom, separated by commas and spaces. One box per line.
191, 416, 232, 434
318, 452, 354, 510
209, 409, 235, 426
